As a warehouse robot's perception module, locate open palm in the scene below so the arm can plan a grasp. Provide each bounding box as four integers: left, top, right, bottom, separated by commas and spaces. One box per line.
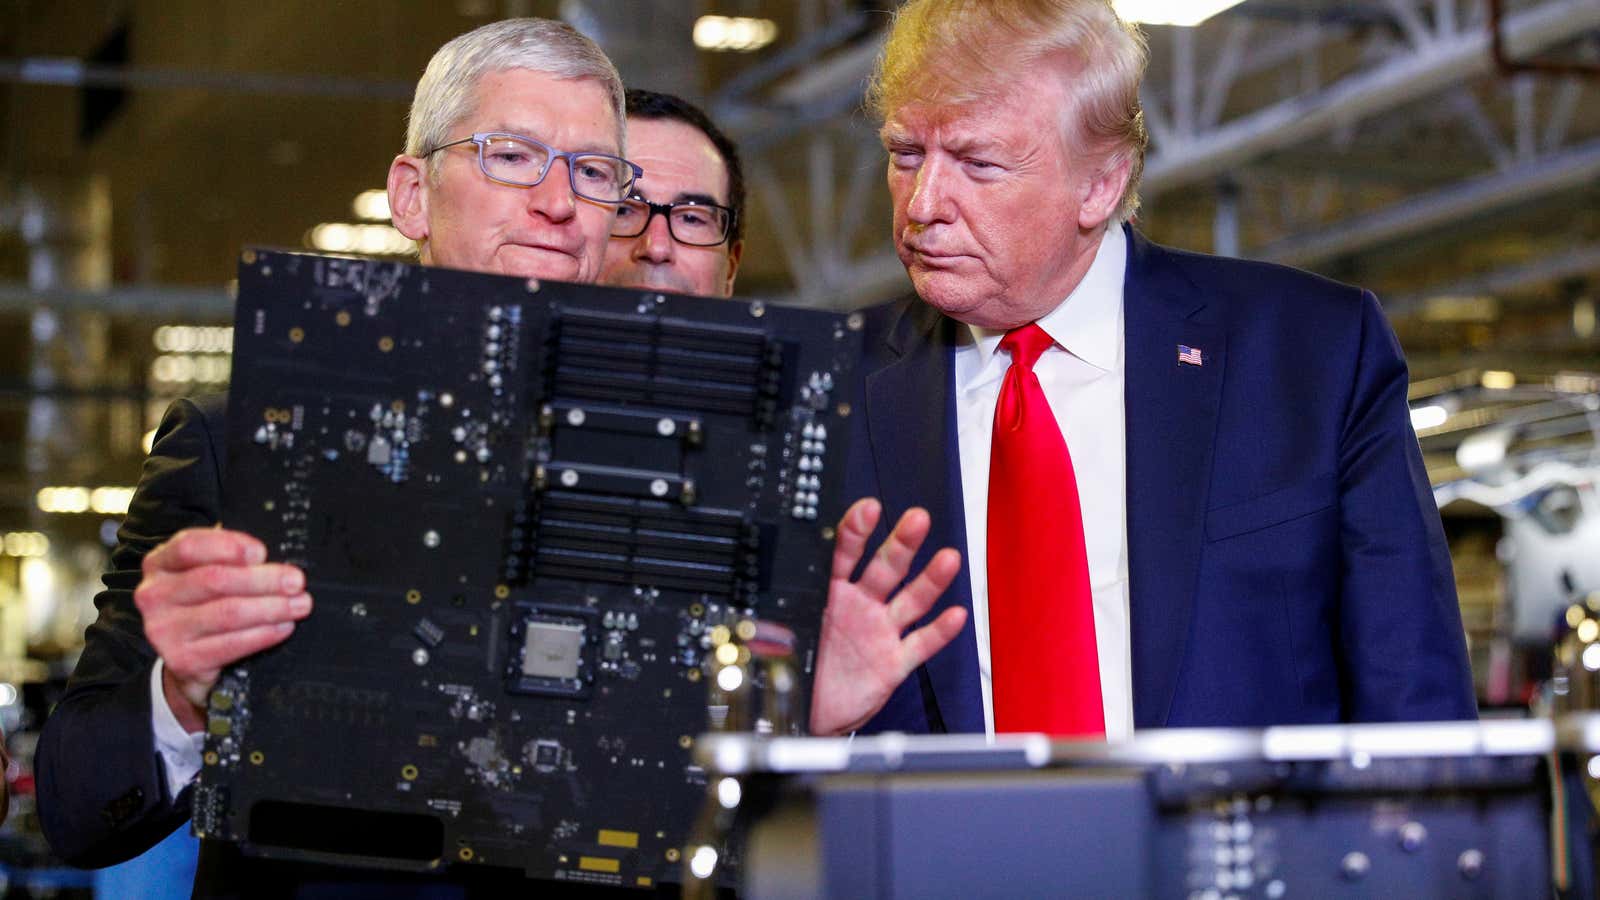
809, 499, 967, 735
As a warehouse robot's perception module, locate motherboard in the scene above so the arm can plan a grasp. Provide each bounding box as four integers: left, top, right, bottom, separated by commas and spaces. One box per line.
191, 249, 859, 889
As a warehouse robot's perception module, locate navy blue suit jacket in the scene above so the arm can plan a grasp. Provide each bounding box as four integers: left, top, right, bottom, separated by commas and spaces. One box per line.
850, 227, 1477, 734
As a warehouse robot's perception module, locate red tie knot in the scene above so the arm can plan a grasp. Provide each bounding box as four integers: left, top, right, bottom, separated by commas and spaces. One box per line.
999, 322, 1054, 372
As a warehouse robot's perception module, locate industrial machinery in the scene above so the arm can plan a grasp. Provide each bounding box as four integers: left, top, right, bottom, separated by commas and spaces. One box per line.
695, 718, 1600, 899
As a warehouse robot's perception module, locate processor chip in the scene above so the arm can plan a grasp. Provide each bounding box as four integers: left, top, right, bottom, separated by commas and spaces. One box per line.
522, 621, 585, 680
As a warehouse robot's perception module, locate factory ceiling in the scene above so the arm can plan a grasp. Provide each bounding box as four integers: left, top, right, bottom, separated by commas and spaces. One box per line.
1, 0, 1598, 536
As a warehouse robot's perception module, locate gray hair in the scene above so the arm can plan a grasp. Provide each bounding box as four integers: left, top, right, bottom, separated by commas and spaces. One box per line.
406, 18, 627, 167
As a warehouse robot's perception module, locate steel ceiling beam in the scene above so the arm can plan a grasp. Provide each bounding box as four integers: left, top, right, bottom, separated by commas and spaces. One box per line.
1141, 0, 1600, 196
1254, 137, 1600, 269
0, 58, 413, 100
0, 282, 232, 318
1387, 243, 1600, 318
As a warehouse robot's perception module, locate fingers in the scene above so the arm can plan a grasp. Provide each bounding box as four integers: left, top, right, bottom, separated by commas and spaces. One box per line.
885, 547, 962, 630
166, 622, 298, 683
139, 562, 304, 609
830, 498, 883, 581
145, 590, 312, 669
143, 528, 266, 575
181, 593, 312, 639
898, 607, 968, 673
136, 529, 312, 682
854, 507, 933, 600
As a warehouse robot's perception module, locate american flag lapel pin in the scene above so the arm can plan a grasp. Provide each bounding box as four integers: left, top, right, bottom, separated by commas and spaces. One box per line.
1177, 344, 1204, 367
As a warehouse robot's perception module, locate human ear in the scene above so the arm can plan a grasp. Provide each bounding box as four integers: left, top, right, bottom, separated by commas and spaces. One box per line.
1076, 153, 1133, 231
387, 154, 431, 244
721, 239, 744, 297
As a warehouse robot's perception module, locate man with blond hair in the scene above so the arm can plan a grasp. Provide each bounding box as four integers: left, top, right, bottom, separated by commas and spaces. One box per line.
38, 17, 653, 897
810, 0, 1476, 739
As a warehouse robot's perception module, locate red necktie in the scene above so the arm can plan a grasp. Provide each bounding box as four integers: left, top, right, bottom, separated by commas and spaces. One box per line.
987, 323, 1104, 737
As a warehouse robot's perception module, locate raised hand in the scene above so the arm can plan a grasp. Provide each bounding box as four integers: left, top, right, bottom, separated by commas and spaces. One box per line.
809, 498, 966, 735
134, 528, 312, 733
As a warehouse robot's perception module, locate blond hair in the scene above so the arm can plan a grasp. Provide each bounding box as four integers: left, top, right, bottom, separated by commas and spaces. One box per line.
869, 0, 1149, 222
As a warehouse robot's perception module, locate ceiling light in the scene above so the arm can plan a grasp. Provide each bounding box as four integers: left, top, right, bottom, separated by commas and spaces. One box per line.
1421, 294, 1499, 324
1409, 404, 1449, 431
1553, 373, 1600, 394
20, 557, 54, 600
150, 354, 231, 387
1575, 297, 1595, 339
311, 223, 354, 252
352, 189, 391, 221
36, 487, 89, 514
1455, 428, 1511, 474
37, 486, 135, 515
307, 223, 414, 256
1481, 370, 1517, 390
1113, 0, 1246, 26
694, 15, 778, 52
153, 325, 233, 353
2, 532, 49, 558
91, 487, 136, 515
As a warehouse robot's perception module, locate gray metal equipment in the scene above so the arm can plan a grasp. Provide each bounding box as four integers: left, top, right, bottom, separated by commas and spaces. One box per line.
695, 718, 1600, 899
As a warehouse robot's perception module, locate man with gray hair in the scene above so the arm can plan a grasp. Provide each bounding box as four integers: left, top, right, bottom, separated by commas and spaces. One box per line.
37, 18, 650, 896
810, 0, 1476, 739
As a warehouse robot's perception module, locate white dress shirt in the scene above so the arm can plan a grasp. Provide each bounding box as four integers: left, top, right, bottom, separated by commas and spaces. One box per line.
954, 226, 1132, 741
151, 659, 204, 799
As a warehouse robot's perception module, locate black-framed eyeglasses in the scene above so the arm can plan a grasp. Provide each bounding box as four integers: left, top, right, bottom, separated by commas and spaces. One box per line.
424, 132, 642, 204
610, 195, 735, 247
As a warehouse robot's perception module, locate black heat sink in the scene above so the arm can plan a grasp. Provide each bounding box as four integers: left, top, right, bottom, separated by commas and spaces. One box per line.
528, 490, 759, 597
549, 310, 780, 419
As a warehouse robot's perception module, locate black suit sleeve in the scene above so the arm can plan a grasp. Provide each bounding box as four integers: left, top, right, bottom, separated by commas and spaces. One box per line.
36, 395, 227, 867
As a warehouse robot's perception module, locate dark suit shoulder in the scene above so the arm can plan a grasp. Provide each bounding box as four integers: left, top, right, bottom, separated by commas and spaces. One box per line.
1136, 233, 1370, 320
112, 393, 228, 573
855, 294, 950, 370
36, 393, 229, 867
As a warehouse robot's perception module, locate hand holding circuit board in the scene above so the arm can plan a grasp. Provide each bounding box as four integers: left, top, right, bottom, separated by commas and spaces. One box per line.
135, 527, 313, 732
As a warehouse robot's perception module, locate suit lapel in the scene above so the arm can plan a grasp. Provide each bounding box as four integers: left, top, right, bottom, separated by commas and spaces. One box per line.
865, 304, 984, 733
1122, 227, 1225, 729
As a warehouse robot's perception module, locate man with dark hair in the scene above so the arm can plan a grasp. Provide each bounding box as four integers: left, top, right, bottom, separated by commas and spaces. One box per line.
601, 89, 745, 298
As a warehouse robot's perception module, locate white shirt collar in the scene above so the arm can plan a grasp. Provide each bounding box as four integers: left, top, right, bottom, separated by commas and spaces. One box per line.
959, 226, 1127, 389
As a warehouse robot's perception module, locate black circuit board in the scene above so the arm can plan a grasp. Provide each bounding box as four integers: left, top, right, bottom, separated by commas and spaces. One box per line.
192, 249, 860, 888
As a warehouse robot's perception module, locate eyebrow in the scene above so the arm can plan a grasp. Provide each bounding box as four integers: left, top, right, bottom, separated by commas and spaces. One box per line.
880, 127, 913, 146
635, 188, 724, 207
949, 137, 1008, 157
672, 192, 722, 206
880, 125, 1006, 157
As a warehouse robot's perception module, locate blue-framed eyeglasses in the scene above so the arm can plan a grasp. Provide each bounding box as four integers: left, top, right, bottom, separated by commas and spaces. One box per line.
425, 132, 642, 204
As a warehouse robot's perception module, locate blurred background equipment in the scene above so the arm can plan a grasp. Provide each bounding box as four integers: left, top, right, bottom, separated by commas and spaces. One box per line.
699, 719, 1597, 899
1412, 369, 1600, 705
1, 0, 1599, 895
